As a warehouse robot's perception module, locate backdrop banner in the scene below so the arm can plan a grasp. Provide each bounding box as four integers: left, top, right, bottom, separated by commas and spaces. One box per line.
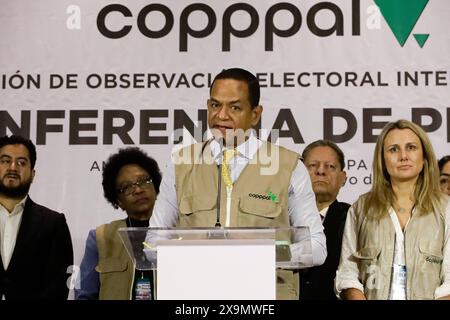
1, 0, 449, 291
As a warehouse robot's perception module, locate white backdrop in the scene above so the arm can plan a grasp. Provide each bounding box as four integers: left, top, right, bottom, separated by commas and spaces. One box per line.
1, 0, 449, 288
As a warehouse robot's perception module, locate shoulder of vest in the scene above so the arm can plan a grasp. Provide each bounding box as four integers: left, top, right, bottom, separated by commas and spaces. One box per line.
350, 194, 370, 225
97, 219, 127, 234
174, 141, 211, 161
261, 141, 300, 160
438, 195, 450, 217
262, 141, 297, 154
95, 219, 127, 252
353, 193, 369, 209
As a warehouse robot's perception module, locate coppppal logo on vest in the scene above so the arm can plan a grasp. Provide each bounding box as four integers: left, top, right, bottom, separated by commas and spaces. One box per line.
249, 192, 279, 203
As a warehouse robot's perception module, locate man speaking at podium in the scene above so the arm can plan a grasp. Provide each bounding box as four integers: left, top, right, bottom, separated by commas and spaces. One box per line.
150, 68, 326, 299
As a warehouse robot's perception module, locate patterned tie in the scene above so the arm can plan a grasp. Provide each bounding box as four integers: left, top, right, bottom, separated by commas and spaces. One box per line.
222, 149, 237, 188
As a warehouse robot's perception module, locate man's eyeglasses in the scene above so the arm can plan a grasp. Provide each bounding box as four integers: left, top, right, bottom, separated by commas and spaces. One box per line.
117, 177, 153, 196
440, 175, 450, 188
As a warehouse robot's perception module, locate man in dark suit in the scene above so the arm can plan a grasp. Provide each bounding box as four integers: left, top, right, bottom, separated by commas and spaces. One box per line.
0, 135, 73, 299
300, 140, 349, 300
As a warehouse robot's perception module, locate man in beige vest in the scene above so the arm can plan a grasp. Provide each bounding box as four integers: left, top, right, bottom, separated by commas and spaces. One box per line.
150, 68, 326, 299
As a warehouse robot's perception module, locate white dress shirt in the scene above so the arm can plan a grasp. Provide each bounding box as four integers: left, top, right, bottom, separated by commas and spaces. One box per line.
319, 206, 330, 221
150, 134, 327, 266
0, 196, 27, 270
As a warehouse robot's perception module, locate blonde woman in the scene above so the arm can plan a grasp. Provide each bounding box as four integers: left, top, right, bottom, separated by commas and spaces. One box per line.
335, 119, 450, 300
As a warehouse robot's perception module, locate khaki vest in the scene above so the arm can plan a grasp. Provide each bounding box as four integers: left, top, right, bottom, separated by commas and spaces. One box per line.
96, 219, 134, 300
175, 140, 300, 299
352, 196, 445, 300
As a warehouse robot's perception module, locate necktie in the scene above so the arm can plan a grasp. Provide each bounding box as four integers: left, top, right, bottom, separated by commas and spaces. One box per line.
222, 149, 237, 188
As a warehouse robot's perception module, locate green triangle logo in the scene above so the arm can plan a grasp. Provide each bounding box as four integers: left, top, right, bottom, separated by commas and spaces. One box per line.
374, 0, 429, 47
413, 34, 429, 48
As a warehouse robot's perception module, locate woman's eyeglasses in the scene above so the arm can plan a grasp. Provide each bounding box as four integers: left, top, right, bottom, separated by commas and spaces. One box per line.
117, 177, 153, 196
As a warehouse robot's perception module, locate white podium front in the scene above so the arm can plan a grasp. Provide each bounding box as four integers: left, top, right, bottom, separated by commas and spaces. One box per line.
157, 238, 275, 300
118, 227, 311, 300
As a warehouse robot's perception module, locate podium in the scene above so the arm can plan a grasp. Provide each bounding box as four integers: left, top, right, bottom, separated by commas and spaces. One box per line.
118, 227, 312, 300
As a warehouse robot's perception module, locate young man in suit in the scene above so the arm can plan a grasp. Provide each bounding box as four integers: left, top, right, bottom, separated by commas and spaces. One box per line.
0, 135, 73, 299
300, 140, 349, 300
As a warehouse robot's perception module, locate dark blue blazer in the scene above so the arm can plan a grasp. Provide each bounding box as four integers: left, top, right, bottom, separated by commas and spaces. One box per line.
0, 197, 73, 299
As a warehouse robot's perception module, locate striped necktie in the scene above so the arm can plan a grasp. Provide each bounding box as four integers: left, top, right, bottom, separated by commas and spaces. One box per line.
222, 149, 237, 188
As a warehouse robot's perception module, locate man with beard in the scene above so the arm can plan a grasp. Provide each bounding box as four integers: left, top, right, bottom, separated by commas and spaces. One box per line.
299, 140, 349, 300
0, 135, 73, 299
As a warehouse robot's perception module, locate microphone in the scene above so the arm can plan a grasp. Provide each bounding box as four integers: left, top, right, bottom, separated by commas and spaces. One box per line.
215, 137, 224, 228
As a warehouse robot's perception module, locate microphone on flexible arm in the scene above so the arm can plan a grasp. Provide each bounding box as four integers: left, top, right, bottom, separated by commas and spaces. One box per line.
208, 135, 230, 239
215, 137, 224, 228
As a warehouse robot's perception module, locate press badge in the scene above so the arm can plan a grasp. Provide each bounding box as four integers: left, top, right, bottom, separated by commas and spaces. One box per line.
135, 273, 152, 300
390, 264, 407, 300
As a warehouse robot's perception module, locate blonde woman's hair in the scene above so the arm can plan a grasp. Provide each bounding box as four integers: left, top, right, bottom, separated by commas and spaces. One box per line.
363, 119, 444, 219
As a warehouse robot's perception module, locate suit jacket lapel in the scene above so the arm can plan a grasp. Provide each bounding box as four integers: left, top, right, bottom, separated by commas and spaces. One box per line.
7, 197, 40, 271
323, 200, 345, 226
322, 201, 335, 227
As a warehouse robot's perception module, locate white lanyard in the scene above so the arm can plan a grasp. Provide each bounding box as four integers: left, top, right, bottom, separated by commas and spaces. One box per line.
388, 209, 409, 300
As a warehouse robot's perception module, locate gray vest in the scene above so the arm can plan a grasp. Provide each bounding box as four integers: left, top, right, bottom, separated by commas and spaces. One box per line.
352, 196, 445, 300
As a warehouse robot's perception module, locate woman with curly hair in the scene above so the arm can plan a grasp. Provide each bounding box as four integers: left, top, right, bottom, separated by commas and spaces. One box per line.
76, 147, 161, 300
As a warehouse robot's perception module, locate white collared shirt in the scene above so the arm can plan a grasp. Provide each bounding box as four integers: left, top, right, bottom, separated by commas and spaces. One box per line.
150, 134, 327, 266
0, 196, 27, 270
209, 134, 262, 183
319, 206, 330, 222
